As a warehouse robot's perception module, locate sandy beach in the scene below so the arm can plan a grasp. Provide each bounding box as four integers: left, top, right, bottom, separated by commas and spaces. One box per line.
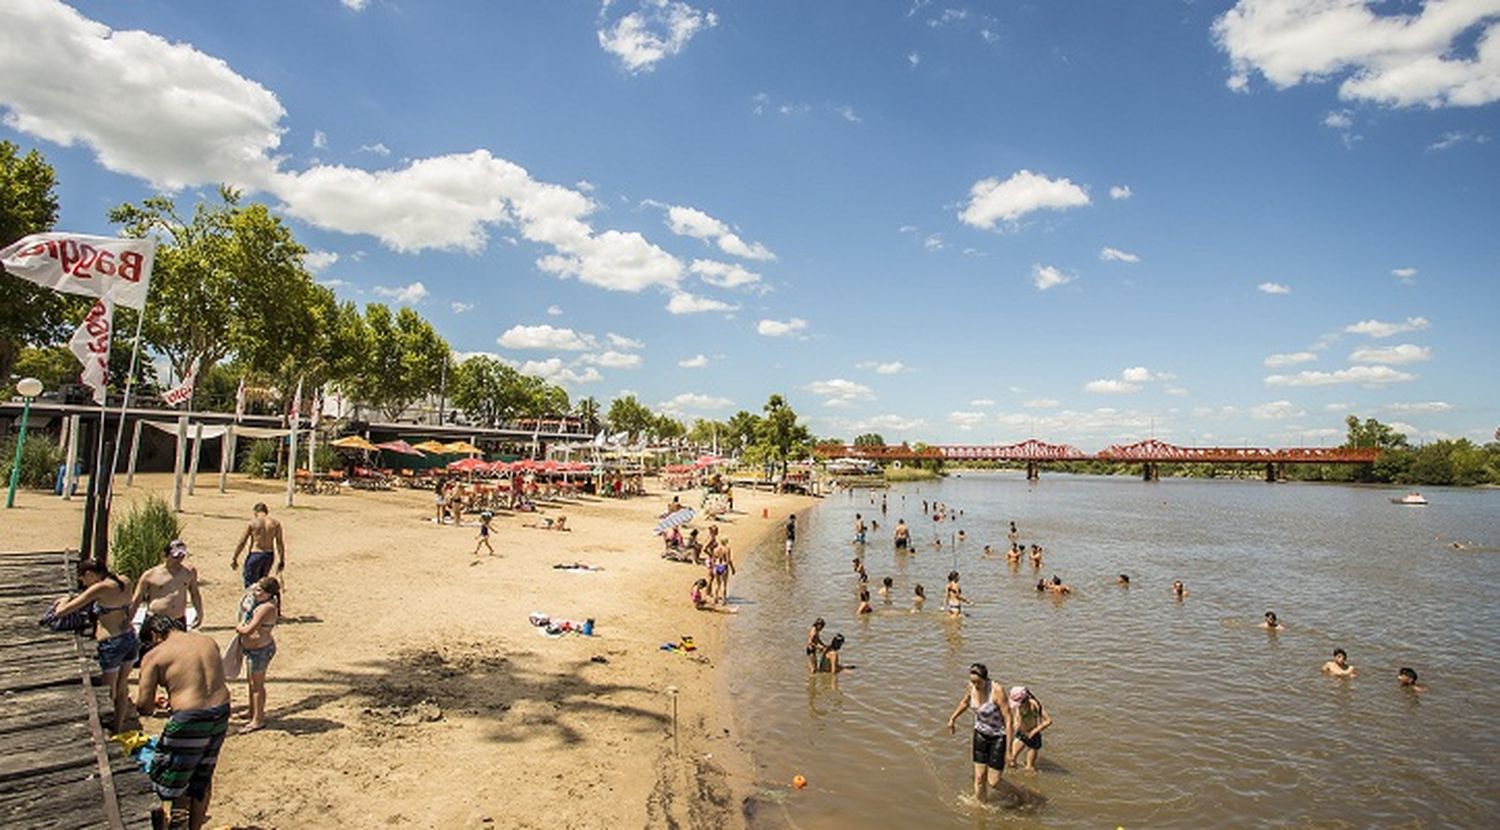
7, 474, 815, 829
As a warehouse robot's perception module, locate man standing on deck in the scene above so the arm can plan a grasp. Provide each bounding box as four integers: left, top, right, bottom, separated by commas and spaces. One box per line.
231, 503, 285, 588
131, 540, 205, 630
135, 614, 231, 830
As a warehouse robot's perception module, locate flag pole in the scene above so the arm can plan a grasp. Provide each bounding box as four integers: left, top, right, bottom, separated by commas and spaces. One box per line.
105, 302, 148, 508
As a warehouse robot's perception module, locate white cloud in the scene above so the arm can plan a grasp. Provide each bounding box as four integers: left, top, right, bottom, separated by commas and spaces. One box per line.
1213, 0, 1500, 107
862, 414, 927, 432
597, 0, 719, 74
1099, 246, 1140, 263
303, 250, 339, 273
1264, 351, 1317, 368
832, 104, 861, 123
546, 305, 564, 316
924, 233, 947, 251
341, 0, 369, 10
1120, 366, 1155, 383
1391, 267, 1418, 281
581, 350, 643, 369
373, 281, 428, 304
451, 301, 474, 314
806, 378, 875, 408
1258, 281, 1291, 294
1386, 401, 1452, 414
949, 411, 987, 430
971, 398, 997, 407
1265, 365, 1416, 387
1031, 264, 1075, 291
1252, 400, 1306, 420
666, 291, 737, 315
1084, 379, 1142, 394
498, 324, 596, 351
312, 130, 328, 149
664, 205, 775, 261
757, 318, 808, 337
1323, 110, 1353, 129
357, 142, 391, 156
857, 361, 908, 375
980, 28, 999, 44
606, 333, 645, 350
959, 170, 1091, 230
1324, 402, 1352, 412
1109, 185, 1132, 200
690, 259, 762, 289
515, 358, 602, 386
908, 51, 921, 68
1428, 130, 1490, 151
678, 354, 709, 368
659, 392, 733, 413
1344, 316, 1430, 338
1164, 386, 1190, 397
1023, 398, 1060, 409
1349, 343, 1431, 364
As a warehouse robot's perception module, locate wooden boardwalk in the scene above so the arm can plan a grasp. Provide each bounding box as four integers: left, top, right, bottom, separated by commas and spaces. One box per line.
0, 550, 156, 829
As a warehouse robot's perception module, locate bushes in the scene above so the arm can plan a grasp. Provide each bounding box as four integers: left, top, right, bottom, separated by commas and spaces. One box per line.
240, 438, 281, 478
110, 493, 182, 582
1, 434, 65, 489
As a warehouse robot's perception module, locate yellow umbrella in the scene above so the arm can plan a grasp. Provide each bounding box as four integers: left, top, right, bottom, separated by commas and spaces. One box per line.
330, 435, 379, 451
442, 440, 484, 456
413, 440, 449, 454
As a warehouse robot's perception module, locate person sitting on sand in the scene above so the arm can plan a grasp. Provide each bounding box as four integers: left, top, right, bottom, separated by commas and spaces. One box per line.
136, 613, 231, 830
806, 618, 827, 673
1397, 667, 1425, 692
945, 571, 970, 616
1322, 648, 1357, 678
474, 511, 495, 557
1007, 686, 1052, 772
912, 584, 926, 612
52, 559, 137, 732
947, 662, 1022, 806
665, 495, 682, 517
1172, 580, 1188, 599
1262, 611, 1284, 631
235, 577, 280, 734
857, 589, 873, 615
691, 578, 736, 612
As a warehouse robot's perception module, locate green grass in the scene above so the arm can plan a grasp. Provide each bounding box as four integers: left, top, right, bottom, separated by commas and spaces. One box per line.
110, 494, 182, 581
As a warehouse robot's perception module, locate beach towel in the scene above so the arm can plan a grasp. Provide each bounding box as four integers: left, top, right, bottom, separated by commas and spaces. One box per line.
221, 638, 244, 681
148, 703, 230, 800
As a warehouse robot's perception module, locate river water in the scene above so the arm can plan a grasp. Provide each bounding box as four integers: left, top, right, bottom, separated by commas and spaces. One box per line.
725, 473, 1500, 829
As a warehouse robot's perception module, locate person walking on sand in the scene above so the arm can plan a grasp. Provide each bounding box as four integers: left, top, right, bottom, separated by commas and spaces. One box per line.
474, 511, 495, 556
235, 577, 281, 733
52, 560, 137, 732
132, 539, 205, 631
232, 503, 285, 588
135, 613, 231, 830
1322, 648, 1357, 678
947, 663, 1022, 805
1007, 686, 1052, 771
434, 479, 449, 524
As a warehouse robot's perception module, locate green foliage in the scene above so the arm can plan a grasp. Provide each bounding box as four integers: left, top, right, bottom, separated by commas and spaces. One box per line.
1, 141, 72, 383
345, 304, 449, 420
852, 433, 885, 447
725, 410, 761, 453
450, 355, 570, 427
240, 438, 282, 478
884, 465, 940, 482
573, 397, 601, 434
1, 432, 65, 489
110, 494, 182, 583
606, 395, 656, 440
754, 394, 813, 471
653, 413, 686, 441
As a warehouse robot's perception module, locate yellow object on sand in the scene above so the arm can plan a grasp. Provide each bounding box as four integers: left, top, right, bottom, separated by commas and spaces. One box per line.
109, 730, 151, 753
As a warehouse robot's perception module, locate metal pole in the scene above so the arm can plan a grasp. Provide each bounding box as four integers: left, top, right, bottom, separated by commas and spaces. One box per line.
5, 395, 34, 508
285, 418, 298, 508
63, 414, 81, 501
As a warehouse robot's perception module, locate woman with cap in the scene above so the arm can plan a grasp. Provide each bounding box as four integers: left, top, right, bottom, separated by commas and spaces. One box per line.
1006, 686, 1052, 771
946, 663, 1022, 804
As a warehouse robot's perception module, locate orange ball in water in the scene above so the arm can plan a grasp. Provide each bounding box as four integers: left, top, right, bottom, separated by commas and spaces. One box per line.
791, 774, 807, 790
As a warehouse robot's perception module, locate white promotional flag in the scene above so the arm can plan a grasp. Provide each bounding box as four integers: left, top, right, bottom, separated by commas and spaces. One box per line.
289, 377, 303, 425
310, 388, 322, 428
67, 299, 113, 405
162, 359, 199, 407
233, 377, 246, 422
0, 233, 155, 310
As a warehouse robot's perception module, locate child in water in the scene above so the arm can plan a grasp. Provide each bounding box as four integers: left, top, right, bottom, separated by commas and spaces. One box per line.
912, 584, 926, 612
878, 576, 893, 599
1007, 686, 1052, 772
857, 589, 873, 614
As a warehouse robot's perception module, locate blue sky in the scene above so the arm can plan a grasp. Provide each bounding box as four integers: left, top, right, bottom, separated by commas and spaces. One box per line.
2, 0, 1497, 447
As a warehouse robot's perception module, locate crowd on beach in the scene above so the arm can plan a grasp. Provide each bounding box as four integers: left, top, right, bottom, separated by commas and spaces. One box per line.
46, 503, 287, 829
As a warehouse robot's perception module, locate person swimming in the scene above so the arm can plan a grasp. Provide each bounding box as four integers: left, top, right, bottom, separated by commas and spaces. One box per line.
878, 576, 893, 598
1117, 574, 1130, 587
1322, 648, 1357, 677
1262, 611, 1284, 631
857, 589, 873, 614
1397, 667, 1425, 692
912, 583, 926, 612
1172, 580, 1188, 599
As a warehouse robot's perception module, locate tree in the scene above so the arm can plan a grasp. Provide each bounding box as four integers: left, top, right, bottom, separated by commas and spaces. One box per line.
687, 418, 727, 449
108, 188, 321, 403
653, 413, 686, 442
1344, 415, 1411, 482
606, 395, 656, 440
347, 304, 449, 421
852, 433, 885, 447
755, 394, 812, 473
725, 410, 761, 453
0, 141, 72, 383
574, 396, 602, 433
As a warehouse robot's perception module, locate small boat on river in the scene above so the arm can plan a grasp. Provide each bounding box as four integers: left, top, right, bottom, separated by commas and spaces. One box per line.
1391, 491, 1428, 505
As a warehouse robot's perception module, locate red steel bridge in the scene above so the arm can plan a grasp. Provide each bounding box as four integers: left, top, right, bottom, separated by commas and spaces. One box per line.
814, 439, 1379, 481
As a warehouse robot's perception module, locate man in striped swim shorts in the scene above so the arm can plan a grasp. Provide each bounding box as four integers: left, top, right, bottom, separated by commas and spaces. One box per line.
135, 614, 232, 830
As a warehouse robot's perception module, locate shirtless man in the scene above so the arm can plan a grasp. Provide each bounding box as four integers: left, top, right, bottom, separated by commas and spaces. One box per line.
853, 513, 867, 544
135, 614, 232, 830
1322, 648, 1357, 678
231, 503, 285, 588
894, 519, 910, 550
131, 539, 205, 630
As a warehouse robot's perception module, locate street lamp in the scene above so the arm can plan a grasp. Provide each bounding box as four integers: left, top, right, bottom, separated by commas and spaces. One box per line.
6, 377, 45, 509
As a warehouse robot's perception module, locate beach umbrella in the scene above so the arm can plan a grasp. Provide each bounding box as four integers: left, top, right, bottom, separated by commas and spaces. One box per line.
376, 439, 425, 456
413, 439, 449, 454
442, 440, 484, 456
330, 435, 379, 452
487, 460, 511, 474
653, 507, 696, 535
694, 454, 723, 468
447, 457, 488, 473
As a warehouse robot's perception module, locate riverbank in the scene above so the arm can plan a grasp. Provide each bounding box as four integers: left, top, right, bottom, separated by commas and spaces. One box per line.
5, 474, 815, 829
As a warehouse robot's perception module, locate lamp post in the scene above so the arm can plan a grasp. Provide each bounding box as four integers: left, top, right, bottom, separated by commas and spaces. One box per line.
6, 377, 45, 509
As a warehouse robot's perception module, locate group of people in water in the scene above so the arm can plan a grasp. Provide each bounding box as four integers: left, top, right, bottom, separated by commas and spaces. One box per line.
46, 502, 288, 828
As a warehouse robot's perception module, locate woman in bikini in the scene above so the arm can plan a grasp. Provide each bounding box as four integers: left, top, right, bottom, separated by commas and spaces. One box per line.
1007, 686, 1052, 771
945, 571, 970, 616
235, 576, 281, 733
946, 663, 1021, 805
711, 538, 735, 605
52, 560, 137, 731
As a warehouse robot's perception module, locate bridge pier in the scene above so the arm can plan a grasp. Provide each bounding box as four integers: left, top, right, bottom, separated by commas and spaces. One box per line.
1026, 461, 1039, 482
1265, 462, 1284, 483
1142, 462, 1159, 482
